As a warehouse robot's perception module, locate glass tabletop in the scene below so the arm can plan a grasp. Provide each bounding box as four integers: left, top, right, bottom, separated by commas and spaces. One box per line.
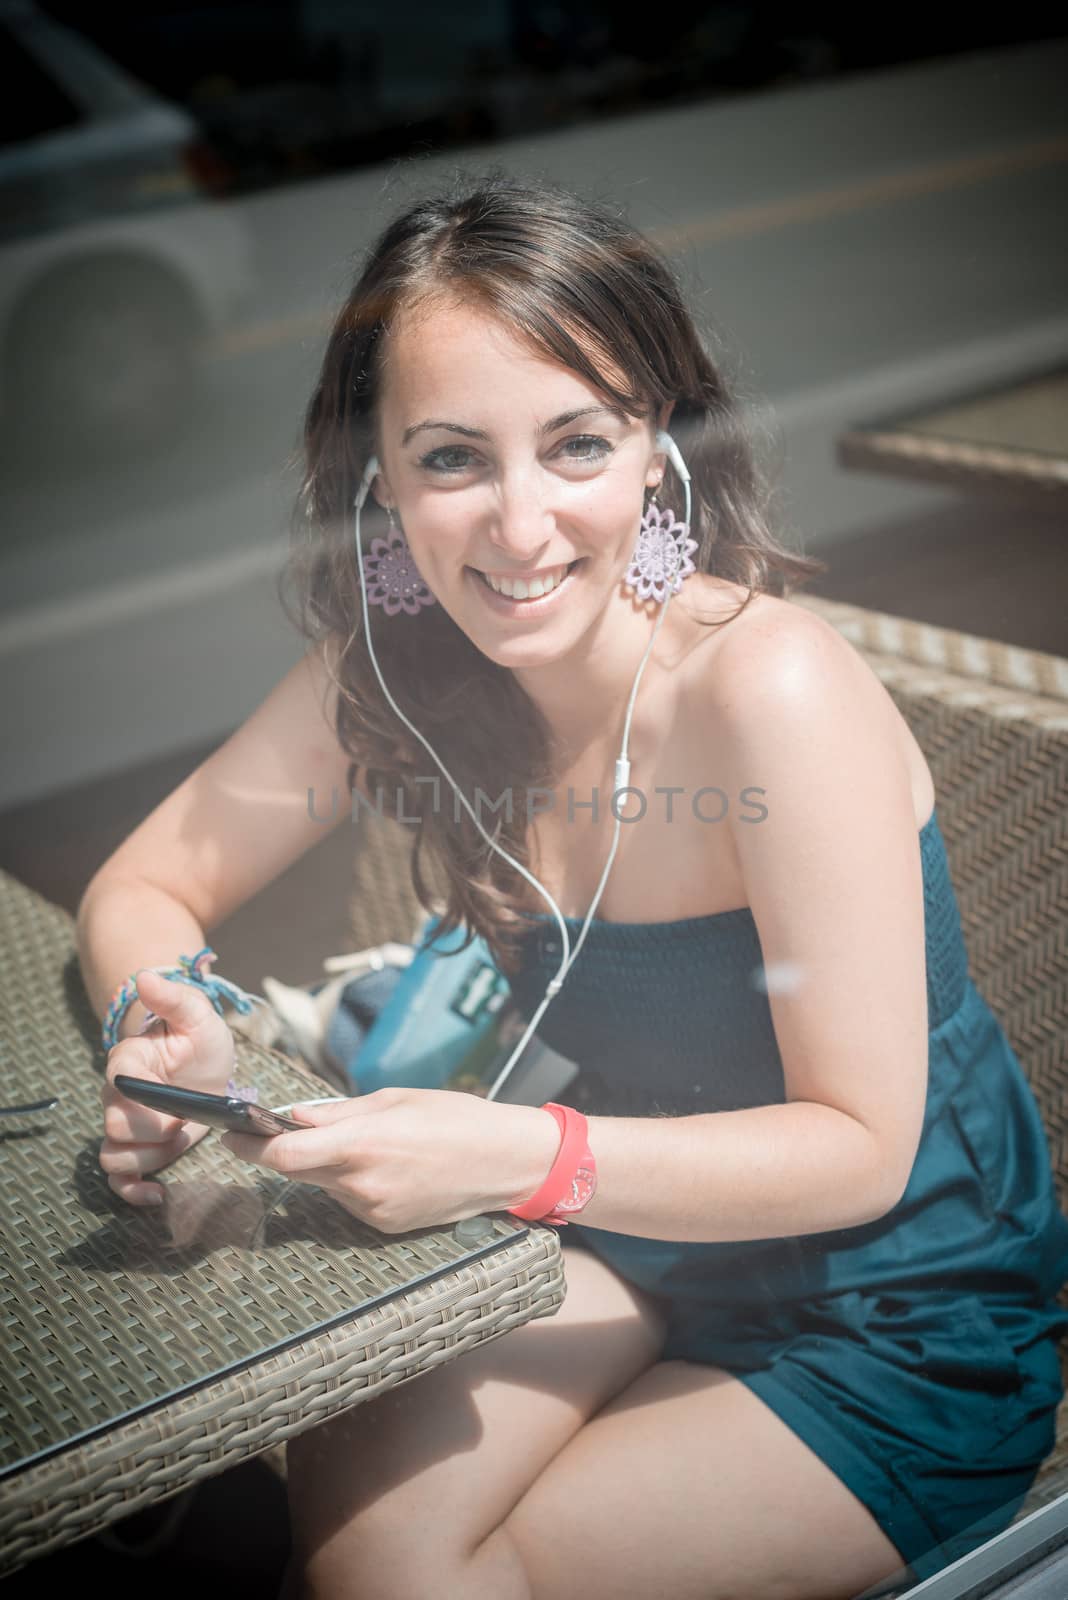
0, 869, 538, 1482
837, 364, 1068, 495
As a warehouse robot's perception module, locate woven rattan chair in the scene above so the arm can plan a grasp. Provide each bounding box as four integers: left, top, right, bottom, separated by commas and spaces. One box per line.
791, 597, 1068, 1531
344, 594, 1068, 1561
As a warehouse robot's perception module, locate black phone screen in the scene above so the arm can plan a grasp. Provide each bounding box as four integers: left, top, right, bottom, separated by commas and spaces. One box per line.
112, 1075, 303, 1136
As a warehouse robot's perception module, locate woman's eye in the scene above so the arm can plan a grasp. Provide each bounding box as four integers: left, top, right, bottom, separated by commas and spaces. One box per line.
558, 435, 613, 462
419, 446, 477, 474
418, 436, 613, 473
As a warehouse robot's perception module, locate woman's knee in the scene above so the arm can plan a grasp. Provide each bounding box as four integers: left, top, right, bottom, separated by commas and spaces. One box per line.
283, 1245, 668, 1569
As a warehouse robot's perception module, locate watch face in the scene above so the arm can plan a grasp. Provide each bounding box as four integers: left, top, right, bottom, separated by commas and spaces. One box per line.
555, 1166, 597, 1214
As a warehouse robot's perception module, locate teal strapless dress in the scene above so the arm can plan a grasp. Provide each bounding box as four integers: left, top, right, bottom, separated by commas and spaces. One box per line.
508, 809, 1068, 1583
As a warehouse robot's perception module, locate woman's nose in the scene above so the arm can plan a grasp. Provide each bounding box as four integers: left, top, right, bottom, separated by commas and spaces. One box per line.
486, 475, 555, 563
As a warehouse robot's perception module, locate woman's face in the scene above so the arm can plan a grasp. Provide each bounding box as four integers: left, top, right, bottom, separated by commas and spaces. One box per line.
371, 295, 668, 669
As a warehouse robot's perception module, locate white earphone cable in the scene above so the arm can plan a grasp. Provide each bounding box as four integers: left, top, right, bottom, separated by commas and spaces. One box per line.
352, 433, 691, 1103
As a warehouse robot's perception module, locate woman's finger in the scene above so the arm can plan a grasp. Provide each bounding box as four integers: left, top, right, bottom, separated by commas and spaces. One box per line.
220, 1123, 350, 1176
106, 1171, 166, 1206
105, 1032, 167, 1089
99, 1123, 206, 1176
102, 1086, 186, 1145
282, 1098, 361, 1127
131, 969, 216, 1034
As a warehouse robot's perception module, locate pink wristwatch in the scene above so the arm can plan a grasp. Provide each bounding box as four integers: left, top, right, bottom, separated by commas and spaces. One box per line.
507, 1103, 597, 1227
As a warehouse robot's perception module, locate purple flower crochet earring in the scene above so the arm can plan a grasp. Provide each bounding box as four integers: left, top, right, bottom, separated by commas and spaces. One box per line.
623, 490, 698, 604
363, 506, 437, 616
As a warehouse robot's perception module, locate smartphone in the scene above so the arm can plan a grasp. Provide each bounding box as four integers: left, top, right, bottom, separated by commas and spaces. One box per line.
113, 1075, 304, 1137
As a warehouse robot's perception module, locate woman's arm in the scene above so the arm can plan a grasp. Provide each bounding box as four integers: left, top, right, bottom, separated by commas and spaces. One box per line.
76, 639, 354, 1037
218, 609, 931, 1242
575, 606, 929, 1243
77, 878, 213, 1040
210, 612, 929, 1243
568, 1103, 899, 1241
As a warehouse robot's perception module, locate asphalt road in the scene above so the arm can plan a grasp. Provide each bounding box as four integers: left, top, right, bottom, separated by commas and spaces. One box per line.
1, 37, 1065, 807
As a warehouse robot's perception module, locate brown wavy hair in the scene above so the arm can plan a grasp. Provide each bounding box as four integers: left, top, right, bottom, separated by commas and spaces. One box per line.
278, 169, 827, 977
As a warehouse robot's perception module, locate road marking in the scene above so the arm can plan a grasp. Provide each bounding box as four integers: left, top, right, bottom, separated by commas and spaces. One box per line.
649, 133, 1068, 249
205, 133, 1068, 361
208, 309, 332, 359
0, 540, 289, 654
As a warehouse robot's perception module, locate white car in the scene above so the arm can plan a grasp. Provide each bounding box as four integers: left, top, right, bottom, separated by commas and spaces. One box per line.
0, 0, 253, 450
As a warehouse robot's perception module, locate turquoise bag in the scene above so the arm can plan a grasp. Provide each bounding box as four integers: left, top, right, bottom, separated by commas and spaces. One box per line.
321, 912, 579, 1105
332, 913, 511, 1094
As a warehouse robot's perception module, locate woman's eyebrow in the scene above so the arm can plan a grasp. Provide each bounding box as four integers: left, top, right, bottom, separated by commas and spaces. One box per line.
401, 405, 627, 446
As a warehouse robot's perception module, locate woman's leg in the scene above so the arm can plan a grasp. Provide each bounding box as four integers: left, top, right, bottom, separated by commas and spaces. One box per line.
495, 1359, 915, 1600
282, 1245, 669, 1600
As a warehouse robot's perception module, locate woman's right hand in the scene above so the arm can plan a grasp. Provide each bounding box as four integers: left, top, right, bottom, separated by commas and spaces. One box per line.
100, 967, 237, 1206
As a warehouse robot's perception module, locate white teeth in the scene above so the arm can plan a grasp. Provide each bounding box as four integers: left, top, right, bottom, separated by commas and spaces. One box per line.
483, 563, 570, 599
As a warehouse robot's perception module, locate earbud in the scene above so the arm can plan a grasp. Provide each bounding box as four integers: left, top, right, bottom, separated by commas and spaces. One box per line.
348, 429, 690, 1103
356, 455, 380, 509
655, 430, 690, 484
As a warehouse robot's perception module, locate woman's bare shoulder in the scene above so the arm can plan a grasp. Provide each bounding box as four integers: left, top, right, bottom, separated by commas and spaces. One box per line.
687, 583, 935, 831
685, 584, 858, 709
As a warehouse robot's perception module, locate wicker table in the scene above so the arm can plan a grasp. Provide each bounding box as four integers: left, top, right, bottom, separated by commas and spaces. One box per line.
0, 867, 565, 1577
837, 363, 1068, 502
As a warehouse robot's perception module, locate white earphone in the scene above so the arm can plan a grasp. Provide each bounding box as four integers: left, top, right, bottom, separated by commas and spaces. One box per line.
655, 427, 691, 486
353, 430, 692, 1101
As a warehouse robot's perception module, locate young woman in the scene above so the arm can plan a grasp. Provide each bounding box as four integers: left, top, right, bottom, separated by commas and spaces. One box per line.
82, 174, 1068, 1599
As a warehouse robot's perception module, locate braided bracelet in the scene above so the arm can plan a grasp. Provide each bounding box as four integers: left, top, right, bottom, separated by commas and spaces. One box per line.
102, 948, 271, 1107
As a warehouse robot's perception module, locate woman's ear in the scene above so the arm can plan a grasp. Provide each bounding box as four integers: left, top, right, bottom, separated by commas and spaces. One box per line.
370, 473, 392, 511
646, 401, 676, 488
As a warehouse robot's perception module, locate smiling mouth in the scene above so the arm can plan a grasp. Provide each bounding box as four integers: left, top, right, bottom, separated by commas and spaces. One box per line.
470, 559, 582, 600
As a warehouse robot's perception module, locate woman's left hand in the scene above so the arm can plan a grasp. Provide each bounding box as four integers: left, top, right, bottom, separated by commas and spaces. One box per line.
219, 1087, 562, 1233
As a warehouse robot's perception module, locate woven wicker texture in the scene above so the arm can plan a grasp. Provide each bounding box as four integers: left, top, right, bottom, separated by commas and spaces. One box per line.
345, 594, 1068, 1587
797, 598, 1068, 1585
839, 426, 1068, 498
837, 368, 1068, 500
349, 807, 450, 954
0, 870, 564, 1574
